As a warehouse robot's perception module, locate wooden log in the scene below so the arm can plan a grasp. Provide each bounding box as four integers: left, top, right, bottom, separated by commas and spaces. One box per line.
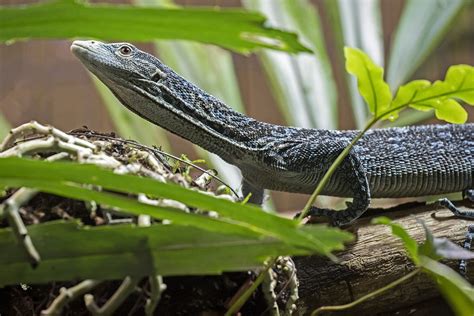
294, 201, 473, 315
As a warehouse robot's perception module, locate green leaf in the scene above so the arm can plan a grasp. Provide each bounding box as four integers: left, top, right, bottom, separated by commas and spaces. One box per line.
344, 47, 392, 117
420, 256, 474, 316
372, 217, 419, 264
0, 0, 310, 53
432, 65, 474, 104
388, 80, 431, 121
387, 0, 466, 90
0, 157, 352, 255
431, 99, 467, 123
2, 179, 261, 238
387, 64, 473, 123
0, 220, 316, 285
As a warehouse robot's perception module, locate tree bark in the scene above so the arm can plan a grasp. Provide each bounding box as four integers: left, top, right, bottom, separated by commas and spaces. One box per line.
294, 201, 473, 315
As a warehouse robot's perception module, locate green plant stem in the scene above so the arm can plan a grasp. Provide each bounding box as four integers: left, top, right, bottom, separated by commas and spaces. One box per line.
225, 258, 276, 316
298, 117, 377, 221
311, 268, 421, 315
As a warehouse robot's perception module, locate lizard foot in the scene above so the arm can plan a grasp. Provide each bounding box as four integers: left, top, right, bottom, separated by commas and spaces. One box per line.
439, 189, 474, 219
459, 225, 474, 278
298, 206, 354, 227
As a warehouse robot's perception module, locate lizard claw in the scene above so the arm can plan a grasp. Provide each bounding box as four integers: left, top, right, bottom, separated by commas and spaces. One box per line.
300, 207, 350, 227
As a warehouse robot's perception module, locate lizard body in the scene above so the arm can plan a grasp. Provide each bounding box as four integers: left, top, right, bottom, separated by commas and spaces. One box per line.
71, 41, 473, 225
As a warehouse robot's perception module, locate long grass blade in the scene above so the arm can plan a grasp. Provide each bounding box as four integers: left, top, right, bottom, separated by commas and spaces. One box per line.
0, 0, 310, 53
243, 0, 338, 129
386, 0, 466, 90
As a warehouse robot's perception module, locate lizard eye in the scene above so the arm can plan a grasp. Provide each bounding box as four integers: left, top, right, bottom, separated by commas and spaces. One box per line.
118, 45, 133, 57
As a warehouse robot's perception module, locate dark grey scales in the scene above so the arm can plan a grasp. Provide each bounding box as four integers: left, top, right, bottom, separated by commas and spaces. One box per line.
71, 40, 474, 226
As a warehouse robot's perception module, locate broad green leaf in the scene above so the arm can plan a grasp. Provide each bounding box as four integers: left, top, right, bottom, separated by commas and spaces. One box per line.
243, 0, 338, 129
0, 178, 260, 238
444, 65, 474, 104
387, 0, 466, 90
420, 256, 474, 316
344, 47, 392, 117
387, 65, 473, 123
0, 220, 316, 285
0, 157, 353, 255
0, 0, 310, 53
0, 176, 318, 252
372, 217, 419, 264
431, 99, 467, 123
388, 80, 431, 121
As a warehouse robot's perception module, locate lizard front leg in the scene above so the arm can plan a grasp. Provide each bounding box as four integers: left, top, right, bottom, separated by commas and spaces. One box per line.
304, 149, 371, 226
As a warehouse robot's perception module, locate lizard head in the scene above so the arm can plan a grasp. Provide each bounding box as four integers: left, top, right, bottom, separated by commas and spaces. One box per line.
70, 40, 178, 123
71, 40, 167, 86
70, 40, 243, 152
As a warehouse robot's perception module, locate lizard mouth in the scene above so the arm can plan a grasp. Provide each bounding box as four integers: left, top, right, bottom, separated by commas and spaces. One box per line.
70, 40, 107, 75
71, 40, 92, 53
70, 40, 102, 62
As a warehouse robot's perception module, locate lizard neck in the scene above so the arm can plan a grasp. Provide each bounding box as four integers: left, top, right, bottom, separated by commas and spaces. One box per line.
111, 69, 269, 162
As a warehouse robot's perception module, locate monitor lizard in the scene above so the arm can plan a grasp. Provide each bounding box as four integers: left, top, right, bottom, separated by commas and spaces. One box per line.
71, 40, 473, 226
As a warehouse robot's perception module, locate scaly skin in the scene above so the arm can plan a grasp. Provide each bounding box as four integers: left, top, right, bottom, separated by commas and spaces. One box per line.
71, 40, 473, 225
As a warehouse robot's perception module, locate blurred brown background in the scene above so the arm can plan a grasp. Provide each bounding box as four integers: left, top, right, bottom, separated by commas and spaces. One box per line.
1, 0, 473, 211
